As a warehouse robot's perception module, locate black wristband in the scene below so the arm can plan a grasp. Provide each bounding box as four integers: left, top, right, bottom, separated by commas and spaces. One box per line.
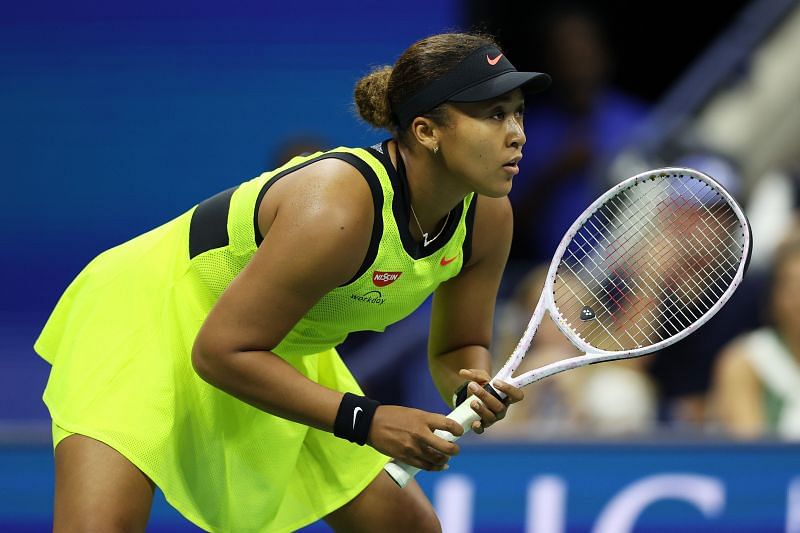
333, 392, 380, 446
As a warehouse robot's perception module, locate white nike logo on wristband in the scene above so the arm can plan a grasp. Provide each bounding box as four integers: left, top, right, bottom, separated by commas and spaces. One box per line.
352, 406, 363, 430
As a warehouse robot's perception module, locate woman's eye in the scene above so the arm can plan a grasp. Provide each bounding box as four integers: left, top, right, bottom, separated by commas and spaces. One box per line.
492, 111, 505, 120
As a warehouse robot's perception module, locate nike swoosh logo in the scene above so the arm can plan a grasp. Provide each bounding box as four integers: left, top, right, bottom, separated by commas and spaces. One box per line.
440, 254, 458, 266
487, 53, 503, 66
352, 406, 363, 430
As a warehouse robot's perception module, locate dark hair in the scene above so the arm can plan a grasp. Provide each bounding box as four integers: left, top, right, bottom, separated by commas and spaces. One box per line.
354, 32, 499, 140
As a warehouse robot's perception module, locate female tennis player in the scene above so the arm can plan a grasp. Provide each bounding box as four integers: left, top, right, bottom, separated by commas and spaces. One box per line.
35, 32, 550, 532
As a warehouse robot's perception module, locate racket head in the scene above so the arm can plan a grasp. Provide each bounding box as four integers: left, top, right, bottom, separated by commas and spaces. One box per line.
540, 167, 751, 359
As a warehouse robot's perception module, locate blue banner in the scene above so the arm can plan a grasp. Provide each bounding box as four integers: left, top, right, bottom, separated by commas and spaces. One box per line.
3, 441, 798, 532
412, 441, 800, 533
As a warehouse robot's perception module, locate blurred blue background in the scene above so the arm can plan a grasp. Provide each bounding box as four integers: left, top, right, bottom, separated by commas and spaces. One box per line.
4, 0, 800, 531
1, 0, 459, 422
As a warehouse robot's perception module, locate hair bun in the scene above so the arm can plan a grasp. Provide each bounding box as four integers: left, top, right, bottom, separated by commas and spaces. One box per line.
354, 66, 394, 130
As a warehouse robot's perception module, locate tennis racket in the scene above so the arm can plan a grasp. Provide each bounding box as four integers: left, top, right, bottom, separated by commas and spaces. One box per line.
385, 167, 752, 487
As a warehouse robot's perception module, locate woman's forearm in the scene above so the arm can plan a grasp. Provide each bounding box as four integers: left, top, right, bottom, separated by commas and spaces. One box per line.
428, 345, 493, 407
192, 348, 342, 432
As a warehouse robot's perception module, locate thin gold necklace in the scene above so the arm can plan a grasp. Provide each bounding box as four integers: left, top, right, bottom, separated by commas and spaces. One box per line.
409, 204, 450, 247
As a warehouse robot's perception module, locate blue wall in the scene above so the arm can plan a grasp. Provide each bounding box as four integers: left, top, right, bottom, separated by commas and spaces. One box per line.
3, 441, 798, 532
1, 0, 459, 421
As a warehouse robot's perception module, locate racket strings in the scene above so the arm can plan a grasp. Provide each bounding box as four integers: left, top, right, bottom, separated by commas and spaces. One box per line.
560, 189, 711, 345
609, 192, 740, 304
661, 216, 740, 297
588, 181, 736, 342
564, 219, 670, 348
562, 239, 690, 350
646, 193, 742, 295
559, 237, 671, 350
552, 174, 746, 351
662, 195, 743, 272
579, 189, 738, 345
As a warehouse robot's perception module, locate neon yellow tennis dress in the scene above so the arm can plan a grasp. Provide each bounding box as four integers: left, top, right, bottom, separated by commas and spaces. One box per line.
35, 140, 477, 532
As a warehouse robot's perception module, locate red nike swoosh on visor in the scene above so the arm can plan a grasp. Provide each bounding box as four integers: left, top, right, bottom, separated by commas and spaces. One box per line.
486, 54, 503, 66
440, 255, 458, 266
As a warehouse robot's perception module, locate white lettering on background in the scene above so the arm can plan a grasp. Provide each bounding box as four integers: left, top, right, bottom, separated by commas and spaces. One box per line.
593, 474, 725, 533
526, 475, 567, 533
434, 474, 474, 533
787, 477, 800, 533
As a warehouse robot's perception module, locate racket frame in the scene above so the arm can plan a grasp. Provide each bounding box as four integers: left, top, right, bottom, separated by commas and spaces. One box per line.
499, 167, 751, 388
385, 167, 751, 487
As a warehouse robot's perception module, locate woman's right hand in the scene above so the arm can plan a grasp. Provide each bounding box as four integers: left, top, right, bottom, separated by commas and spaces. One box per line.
367, 405, 464, 471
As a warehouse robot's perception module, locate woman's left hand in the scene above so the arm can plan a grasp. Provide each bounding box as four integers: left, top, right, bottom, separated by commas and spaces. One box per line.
458, 368, 524, 434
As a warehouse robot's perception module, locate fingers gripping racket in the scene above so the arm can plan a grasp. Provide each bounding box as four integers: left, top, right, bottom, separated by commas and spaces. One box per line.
385, 167, 752, 487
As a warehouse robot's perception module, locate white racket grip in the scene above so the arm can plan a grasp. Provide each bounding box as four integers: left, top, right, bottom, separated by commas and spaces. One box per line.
383, 395, 482, 487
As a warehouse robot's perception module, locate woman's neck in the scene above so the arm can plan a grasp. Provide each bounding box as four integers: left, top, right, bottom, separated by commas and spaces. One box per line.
388, 140, 465, 236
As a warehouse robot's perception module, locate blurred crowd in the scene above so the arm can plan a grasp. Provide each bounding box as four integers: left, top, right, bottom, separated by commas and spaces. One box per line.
279, 5, 800, 442
492, 4, 800, 441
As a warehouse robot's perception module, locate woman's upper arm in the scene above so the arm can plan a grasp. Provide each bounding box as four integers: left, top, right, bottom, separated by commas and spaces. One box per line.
193, 159, 374, 360
429, 195, 513, 356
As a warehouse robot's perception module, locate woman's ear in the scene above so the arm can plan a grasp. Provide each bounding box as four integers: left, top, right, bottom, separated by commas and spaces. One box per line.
410, 116, 440, 153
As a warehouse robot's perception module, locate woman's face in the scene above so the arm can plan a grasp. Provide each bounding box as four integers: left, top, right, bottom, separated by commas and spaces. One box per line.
436, 88, 526, 198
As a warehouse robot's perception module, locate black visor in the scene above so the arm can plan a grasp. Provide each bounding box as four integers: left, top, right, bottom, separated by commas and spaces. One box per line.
393, 45, 551, 128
